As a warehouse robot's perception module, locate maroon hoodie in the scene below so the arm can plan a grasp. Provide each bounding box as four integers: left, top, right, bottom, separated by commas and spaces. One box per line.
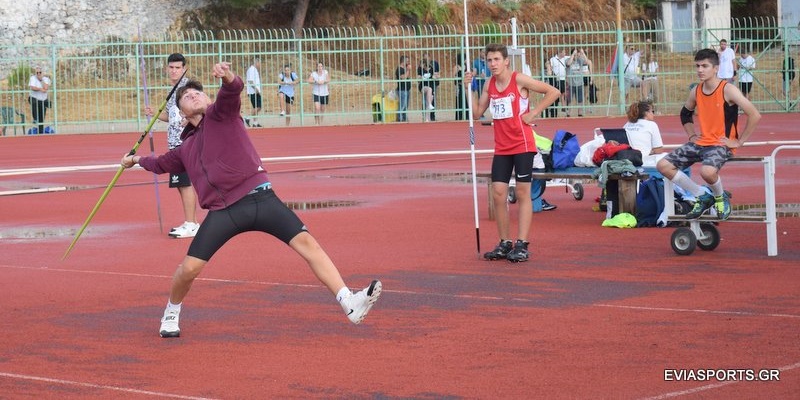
138, 75, 269, 211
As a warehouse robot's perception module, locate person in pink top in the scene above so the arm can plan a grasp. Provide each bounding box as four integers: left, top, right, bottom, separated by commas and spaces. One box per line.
122, 62, 382, 338
464, 43, 560, 263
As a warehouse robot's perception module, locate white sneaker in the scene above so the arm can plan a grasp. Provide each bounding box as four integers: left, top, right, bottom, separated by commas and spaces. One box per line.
279, 111, 286, 116
169, 222, 199, 238
169, 221, 188, 234
159, 309, 180, 338
427, 104, 435, 110
340, 280, 382, 324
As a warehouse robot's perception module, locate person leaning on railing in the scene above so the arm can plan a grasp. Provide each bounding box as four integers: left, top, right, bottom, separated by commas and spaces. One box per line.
28, 66, 51, 134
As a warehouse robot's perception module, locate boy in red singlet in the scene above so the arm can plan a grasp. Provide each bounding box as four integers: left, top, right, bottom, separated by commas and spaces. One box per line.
657, 48, 761, 220
465, 43, 560, 262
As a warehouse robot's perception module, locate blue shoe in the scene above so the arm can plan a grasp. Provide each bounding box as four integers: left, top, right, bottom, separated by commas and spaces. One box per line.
685, 193, 714, 219
714, 193, 732, 220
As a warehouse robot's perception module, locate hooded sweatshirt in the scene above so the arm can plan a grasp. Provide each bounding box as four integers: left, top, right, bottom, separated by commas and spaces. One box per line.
138, 76, 269, 210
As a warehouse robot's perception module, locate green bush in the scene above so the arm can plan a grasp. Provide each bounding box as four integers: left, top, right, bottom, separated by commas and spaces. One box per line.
7, 65, 34, 89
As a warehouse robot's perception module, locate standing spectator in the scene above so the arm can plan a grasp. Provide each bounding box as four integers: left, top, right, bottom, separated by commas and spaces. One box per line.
641, 51, 660, 108
277, 64, 298, 126
622, 44, 642, 99
418, 58, 436, 122
421, 52, 440, 121
716, 39, 737, 83
581, 50, 595, 110
122, 62, 382, 338
549, 49, 568, 114
245, 57, 262, 127
565, 48, 587, 117
307, 61, 330, 125
623, 100, 664, 168
782, 48, 795, 97
737, 48, 755, 100
28, 66, 51, 134
472, 49, 490, 97
464, 43, 560, 263
395, 55, 411, 122
144, 53, 199, 239
657, 48, 761, 221
453, 53, 466, 120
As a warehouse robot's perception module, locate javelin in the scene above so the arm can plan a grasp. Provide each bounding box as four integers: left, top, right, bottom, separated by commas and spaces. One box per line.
62, 69, 187, 260
138, 24, 164, 233
463, 0, 481, 255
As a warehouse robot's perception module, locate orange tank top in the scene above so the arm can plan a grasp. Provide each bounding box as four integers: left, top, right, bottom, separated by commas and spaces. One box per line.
695, 80, 739, 147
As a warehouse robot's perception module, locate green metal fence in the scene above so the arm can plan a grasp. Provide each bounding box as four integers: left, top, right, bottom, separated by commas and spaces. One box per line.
0, 17, 797, 136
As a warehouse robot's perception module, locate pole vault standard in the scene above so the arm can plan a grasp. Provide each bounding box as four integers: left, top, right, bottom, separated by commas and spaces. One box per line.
463, 0, 481, 255
62, 70, 187, 260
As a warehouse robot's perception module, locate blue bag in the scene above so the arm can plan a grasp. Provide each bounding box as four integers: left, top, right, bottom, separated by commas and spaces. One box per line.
635, 177, 665, 227
551, 130, 579, 169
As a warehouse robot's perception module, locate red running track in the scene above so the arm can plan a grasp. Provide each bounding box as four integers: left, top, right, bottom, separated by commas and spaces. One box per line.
0, 113, 799, 398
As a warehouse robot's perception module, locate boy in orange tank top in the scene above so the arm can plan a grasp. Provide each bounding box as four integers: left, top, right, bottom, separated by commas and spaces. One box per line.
656, 48, 761, 220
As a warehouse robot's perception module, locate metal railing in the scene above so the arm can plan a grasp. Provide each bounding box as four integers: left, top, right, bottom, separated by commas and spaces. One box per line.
0, 17, 797, 135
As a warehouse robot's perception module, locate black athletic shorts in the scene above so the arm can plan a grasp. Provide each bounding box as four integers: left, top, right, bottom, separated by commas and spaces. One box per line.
490, 153, 536, 183
169, 172, 191, 188
187, 185, 307, 261
313, 94, 329, 105
249, 93, 262, 108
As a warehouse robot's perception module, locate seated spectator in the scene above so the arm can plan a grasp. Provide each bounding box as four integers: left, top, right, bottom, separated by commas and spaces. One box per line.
622, 100, 664, 167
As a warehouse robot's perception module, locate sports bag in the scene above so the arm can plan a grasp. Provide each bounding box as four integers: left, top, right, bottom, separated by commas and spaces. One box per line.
551, 130, 579, 169
635, 177, 665, 227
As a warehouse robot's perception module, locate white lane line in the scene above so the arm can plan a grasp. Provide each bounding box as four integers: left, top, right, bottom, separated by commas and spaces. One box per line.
0, 372, 219, 399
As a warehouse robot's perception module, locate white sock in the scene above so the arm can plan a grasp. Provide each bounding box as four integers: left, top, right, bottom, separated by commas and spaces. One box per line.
166, 301, 182, 313
336, 287, 351, 303
671, 171, 705, 197
709, 177, 724, 197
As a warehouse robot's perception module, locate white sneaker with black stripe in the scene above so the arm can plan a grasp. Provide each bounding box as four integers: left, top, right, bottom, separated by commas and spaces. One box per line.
169, 222, 199, 238
159, 309, 181, 338
340, 280, 382, 324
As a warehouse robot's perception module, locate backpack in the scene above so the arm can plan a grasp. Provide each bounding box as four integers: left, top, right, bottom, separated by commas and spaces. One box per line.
551, 130, 579, 169
635, 177, 665, 227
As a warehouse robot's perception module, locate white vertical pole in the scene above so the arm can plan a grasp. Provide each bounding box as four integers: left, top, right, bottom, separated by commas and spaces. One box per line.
463, 0, 481, 255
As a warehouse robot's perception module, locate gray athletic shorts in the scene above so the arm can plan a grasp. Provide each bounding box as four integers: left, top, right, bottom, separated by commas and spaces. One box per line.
663, 142, 732, 171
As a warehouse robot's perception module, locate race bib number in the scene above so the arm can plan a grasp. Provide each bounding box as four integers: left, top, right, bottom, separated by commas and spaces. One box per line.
490, 96, 513, 119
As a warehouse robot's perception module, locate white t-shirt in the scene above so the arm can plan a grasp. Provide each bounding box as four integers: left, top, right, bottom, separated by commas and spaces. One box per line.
623, 119, 664, 167
245, 65, 261, 95
310, 70, 329, 96
550, 55, 567, 80
738, 55, 755, 83
718, 47, 736, 79
622, 51, 641, 77
29, 75, 51, 101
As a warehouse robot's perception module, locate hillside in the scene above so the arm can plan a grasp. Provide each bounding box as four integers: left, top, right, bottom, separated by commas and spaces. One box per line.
173, 0, 777, 32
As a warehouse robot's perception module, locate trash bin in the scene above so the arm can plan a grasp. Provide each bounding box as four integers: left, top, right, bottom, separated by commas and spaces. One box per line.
371, 93, 383, 123
383, 96, 398, 123
371, 93, 398, 123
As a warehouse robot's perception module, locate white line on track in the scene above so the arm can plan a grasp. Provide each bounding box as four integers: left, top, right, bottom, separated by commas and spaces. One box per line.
2, 265, 799, 319
0, 149, 494, 177
640, 361, 800, 400
0, 371, 219, 399
594, 303, 800, 319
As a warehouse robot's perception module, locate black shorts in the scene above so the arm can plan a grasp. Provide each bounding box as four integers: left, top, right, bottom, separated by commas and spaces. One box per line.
313, 94, 329, 105
249, 93, 262, 108
169, 172, 191, 188
187, 187, 307, 261
739, 82, 752, 95
490, 153, 536, 183
278, 92, 295, 105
